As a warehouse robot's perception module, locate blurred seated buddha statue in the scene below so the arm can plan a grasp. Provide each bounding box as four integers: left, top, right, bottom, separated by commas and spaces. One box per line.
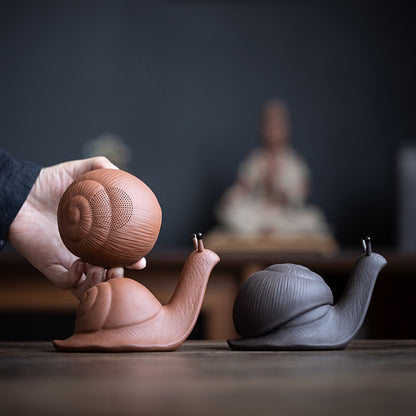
210, 100, 336, 253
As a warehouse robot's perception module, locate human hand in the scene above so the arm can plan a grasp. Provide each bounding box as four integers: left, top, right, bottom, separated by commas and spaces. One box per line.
67, 257, 147, 300
8, 156, 146, 300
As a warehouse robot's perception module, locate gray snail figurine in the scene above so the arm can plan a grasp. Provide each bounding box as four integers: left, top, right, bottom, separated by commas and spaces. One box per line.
227, 237, 387, 350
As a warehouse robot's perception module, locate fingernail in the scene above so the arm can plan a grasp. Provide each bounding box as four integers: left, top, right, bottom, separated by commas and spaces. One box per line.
139, 257, 147, 269
93, 270, 106, 283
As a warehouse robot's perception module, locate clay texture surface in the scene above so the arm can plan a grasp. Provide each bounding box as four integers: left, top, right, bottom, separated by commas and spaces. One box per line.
58, 168, 162, 267
53, 236, 220, 352
228, 238, 387, 350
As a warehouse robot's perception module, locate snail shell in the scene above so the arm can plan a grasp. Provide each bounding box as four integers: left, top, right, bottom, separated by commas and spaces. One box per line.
233, 263, 334, 337
75, 278, 163, 333
58, 168, 162, 267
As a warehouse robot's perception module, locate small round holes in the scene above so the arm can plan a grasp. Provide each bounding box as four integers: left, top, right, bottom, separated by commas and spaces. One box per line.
89, 188, 133, 230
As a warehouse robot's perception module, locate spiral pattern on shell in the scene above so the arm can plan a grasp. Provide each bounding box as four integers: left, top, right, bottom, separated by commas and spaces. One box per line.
58, 168, 162, 267
74, 278, 163, 333
232, 263, 334, 337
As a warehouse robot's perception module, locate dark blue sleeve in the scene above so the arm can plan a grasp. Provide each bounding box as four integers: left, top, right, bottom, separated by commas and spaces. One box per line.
0, 150, 42, 249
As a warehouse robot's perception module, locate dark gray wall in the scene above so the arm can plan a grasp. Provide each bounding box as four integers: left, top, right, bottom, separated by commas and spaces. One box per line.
1, 1, 415, 248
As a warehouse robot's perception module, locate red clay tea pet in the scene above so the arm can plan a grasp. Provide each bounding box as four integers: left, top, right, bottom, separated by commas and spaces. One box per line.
54, 168, 219, 351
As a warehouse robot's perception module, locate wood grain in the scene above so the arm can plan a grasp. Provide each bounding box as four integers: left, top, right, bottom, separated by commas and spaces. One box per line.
0, 340, 415, 415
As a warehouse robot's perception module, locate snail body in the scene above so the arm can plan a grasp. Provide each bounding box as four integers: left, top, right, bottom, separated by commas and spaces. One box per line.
53, 234, 220, 352
228, 237, 387, 350
58, 168, 162, 267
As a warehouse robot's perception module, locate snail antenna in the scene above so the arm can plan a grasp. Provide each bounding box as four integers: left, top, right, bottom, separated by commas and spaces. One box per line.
365, 236, 372, 256
192, 233, 198, 251
360, 238, 366, 253
196, 232, 204, 252
361, 236, 372, 256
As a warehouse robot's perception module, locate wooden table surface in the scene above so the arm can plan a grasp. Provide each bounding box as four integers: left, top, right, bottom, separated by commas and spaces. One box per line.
1, 340, 415, 416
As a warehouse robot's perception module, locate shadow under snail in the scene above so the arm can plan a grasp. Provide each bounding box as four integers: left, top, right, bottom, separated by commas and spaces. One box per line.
228, 237, 387, 351
53, 168, 220, 352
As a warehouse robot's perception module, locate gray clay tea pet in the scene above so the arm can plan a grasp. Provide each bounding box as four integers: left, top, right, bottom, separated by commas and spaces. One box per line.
228, 237, 387, 351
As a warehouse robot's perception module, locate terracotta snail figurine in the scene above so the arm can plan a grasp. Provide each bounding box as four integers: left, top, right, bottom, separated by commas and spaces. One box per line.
228, 237, 387, 350
53, 168, 220, 351
54, 233, 219, 352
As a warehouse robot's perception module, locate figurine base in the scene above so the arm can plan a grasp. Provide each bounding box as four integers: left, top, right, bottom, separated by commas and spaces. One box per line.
226, 338, 348, 351
53, 330, 182, 352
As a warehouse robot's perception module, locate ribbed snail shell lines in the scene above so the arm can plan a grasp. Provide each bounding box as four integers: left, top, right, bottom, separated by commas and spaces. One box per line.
88, 168, 162, 257
233, 264, 334, 337
57, 168, 162, 267
58, 179, 106, 244
59, 182, 134, 253
123, 193, 161, 251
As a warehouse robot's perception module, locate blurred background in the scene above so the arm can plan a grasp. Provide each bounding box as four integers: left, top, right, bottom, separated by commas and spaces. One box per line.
1, 0, 416, 342
1, 0, 415, 249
